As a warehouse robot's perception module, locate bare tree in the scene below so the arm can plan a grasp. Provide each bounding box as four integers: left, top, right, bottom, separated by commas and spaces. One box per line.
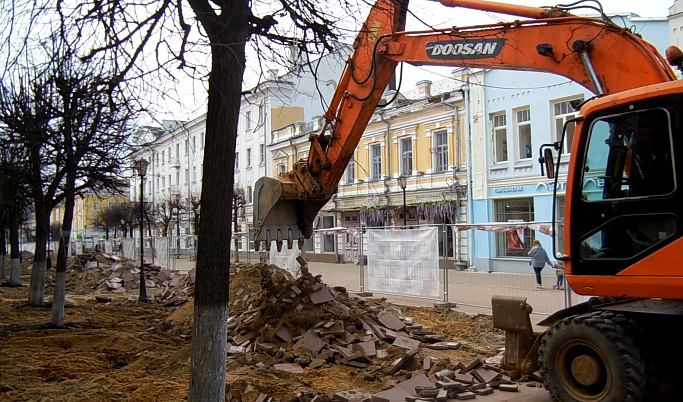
156, 196, 175, 237
0, 30, 139, 328
40, 0, 358, 397
189, 192, 201, 235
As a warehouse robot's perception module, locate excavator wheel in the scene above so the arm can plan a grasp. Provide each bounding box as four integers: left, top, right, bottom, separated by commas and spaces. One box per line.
539, 311, 646, 402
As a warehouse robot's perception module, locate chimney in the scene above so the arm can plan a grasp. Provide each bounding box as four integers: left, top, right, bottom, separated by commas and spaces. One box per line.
416, 80, 432, 98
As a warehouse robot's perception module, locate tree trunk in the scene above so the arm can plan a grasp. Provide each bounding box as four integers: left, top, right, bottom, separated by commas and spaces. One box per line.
8, 205, 22, 287
188, 4, 248, 400
28, 205, 49, 306
1, 224, 6, 279
52, 177, 76, 327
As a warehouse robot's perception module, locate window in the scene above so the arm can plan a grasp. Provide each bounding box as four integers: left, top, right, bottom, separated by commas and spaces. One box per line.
161, 150, 165, 164
246, 186, 252, 204
581, 108, 675, 201
247, 148, 252, 167
433, 131, 448, 172
168, 175, 171, 187
108, 202, 115, 209
93, 202, 100, 211
193, 166, 197, 181
259, 144, 265, 163
246, 111, 252, 130
492, 113, 508, 163
495, 198, 534, 257
176, 172, 180, 187
400, 138, 413, 176
185, 139, 189, 155
201, 134, 204, 149
345, 160, 355, 184
258, 104, 265, 124
162, 176, 166, 188
322, 215, 335, 252
185, 168, 189, 183
175, 144, 180, 161
277, 163, 286, 175
516, 108, 532, 160
168, 147, 171, 160
193, 136, 196, 151
371, 144, 382, 180
235, 152, 239, 169
553, 97, 583, 153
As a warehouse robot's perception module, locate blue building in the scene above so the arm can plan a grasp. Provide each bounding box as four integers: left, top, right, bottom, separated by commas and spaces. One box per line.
470, 14, 670, 273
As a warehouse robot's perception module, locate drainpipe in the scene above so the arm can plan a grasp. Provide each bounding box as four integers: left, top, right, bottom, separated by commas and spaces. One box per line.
461, 79, 475, 268
383, 175, 391, 209
442, 94, 463, 263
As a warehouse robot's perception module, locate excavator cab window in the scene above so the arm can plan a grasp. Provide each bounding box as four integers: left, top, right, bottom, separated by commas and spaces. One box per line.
581, 107, 675, 201
573, 103, 679, 271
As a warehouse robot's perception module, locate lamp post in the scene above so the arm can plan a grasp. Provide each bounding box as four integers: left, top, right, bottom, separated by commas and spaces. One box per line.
134, 158, 149, 302
175, 192, 181, 259
397, 176, 408, 226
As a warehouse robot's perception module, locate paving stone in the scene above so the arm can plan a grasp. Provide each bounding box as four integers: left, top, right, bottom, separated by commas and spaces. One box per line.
372, 374, 433, 402
276, 326, 293, 343
454, 391, 476, 400
473, 387, 494, 396
333, 389, 371, 402
376, 349, 388, 359
462, 358, 483, 373
370, 396, 390, 402
377, 311, 406, 331
435, 389, 448, 402
472, 367, 500, 384
385, 348, 420, 375
309, 358, 326, 369
359, 340, 377, 358
392, 336, 421, 350
454, 373, 474, 384
274, 363, 303, 374
310, 284, 335, 304
434, 369, 456, 381
499, 384, 519, 392
292, 330, 325, 355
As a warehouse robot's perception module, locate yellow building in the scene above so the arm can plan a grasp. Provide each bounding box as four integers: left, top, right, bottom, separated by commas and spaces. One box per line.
268, 77, 470, 264
50, 191, 129, 240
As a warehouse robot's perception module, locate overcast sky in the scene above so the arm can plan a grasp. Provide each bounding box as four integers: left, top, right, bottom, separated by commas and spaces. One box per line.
159, 0, 676, 121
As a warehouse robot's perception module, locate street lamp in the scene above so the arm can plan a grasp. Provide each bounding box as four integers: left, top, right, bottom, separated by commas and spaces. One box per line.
134, 158, 149, 302
397, 176, 408, 226
175, 192, 181, 259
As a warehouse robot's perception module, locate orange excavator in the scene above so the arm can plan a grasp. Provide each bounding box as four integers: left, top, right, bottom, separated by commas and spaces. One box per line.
253, 0, 683, 399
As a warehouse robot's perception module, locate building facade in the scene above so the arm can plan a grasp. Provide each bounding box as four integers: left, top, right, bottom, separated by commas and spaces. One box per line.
472, 14, 670, 273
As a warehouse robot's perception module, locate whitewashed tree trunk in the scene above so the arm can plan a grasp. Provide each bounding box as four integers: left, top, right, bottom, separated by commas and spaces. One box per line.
28, 259, 46, 305
8, 257, 20, 287
51, 270, 66, 327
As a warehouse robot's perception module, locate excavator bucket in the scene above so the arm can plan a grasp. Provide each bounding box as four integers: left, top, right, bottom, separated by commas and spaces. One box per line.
491, 295, 542, 377
252, 176, 328, 252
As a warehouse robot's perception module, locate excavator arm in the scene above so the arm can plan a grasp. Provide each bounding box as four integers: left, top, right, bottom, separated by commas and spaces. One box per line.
253, 0, 676, 251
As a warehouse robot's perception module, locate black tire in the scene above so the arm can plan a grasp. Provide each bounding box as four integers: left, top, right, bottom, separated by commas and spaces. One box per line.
539, 311, 646, 402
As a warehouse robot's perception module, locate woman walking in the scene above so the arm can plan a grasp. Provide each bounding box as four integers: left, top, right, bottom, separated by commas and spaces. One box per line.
528, 239, 553, 290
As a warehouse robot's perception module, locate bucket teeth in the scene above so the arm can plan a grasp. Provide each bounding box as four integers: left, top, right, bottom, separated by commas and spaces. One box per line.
264, 240, 271, 252
276, 241, 284, 252
287, 238, 294, 250
298, 238, 305, 250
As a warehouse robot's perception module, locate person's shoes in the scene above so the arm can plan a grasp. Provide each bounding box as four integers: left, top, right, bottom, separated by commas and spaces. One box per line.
536, 285, 542, 290
558, 286, 564, 290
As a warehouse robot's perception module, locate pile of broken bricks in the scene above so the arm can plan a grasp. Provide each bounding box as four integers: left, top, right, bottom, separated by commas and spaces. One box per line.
223, 263, 542, 402
46, 252, 188, 302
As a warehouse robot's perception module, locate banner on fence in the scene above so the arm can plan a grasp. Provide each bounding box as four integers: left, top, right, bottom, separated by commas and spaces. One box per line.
454, 221, 554, 236
122, 239, 136, 260
367, 227, 440, 299
156, 237, 169, 270
269, 242, 302, 278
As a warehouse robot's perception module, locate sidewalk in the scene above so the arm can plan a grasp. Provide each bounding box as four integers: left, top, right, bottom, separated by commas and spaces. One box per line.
170, 256, 567, 318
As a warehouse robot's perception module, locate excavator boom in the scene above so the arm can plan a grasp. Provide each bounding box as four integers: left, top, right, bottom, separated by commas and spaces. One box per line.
253, 0, 675, 251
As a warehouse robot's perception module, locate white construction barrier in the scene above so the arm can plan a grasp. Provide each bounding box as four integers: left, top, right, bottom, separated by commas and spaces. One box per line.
367, 227, 440, 299
122, 238, 136, 260
156, 237, 170, 270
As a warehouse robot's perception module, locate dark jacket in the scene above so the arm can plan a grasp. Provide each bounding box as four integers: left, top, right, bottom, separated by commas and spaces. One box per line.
528, 245, 552, 268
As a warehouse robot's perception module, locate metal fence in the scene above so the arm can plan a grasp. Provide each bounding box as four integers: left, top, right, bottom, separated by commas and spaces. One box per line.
353, 223, 573, 315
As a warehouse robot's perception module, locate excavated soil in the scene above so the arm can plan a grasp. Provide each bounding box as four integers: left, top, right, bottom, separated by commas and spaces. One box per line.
0, 258, 504, 401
